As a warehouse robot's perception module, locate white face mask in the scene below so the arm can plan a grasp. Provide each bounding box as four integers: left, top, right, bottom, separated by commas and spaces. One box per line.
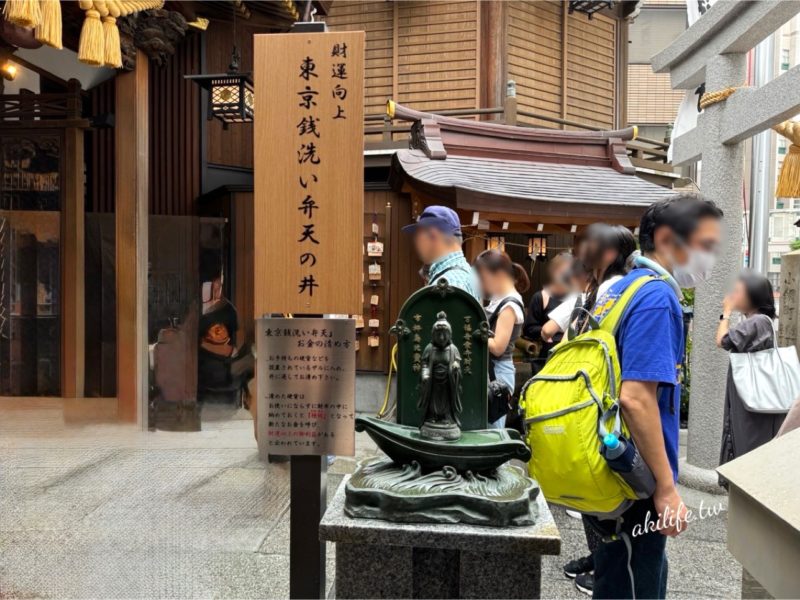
672, 248, 716, 288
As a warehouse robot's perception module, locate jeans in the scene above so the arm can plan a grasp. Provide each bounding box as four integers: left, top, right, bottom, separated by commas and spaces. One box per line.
489, 414, 507, 428
585, 498, 668, 600
489, 359, 514, 429
492, 358, 515, 391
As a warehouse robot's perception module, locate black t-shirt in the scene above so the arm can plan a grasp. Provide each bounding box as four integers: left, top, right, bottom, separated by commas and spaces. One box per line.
522, 289, 566, 358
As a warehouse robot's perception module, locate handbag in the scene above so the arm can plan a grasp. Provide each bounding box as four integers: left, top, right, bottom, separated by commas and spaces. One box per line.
729, 315, 800, 414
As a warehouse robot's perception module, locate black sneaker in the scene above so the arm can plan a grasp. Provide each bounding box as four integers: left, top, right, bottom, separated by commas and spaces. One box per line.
575, 572, 593, 596
563, 555, 594, 579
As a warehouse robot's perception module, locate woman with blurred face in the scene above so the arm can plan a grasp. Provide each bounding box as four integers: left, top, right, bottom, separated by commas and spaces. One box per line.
717, 271, 785, 479
522, 252, 573, 373
474, 249, 530, 428
541, 224, 636, 342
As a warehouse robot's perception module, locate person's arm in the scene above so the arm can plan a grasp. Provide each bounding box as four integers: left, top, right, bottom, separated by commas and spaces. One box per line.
541, 296, 574, 341
716, 294, 734, 348
617, 285, 687, 536
522, 292, 544, 340
541, 318, 562, 343
488, 308, 516, 357
620, 380, 687, 536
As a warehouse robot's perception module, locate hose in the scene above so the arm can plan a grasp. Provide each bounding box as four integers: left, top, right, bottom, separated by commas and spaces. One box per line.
377, 344, 398, 419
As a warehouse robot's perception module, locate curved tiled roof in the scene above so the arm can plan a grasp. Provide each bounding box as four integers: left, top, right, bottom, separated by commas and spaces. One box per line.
394, 149, 675, 209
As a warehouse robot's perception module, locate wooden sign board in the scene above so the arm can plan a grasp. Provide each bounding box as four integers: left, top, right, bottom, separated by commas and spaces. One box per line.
256, 317, 356, 457
253, 32, 365, 315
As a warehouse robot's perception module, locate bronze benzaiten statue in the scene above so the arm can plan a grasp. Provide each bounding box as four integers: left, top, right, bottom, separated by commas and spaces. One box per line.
418, 312, 462, 441
345, 279, 539, 527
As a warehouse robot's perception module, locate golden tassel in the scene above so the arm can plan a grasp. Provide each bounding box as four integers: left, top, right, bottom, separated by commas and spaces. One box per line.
35, 0, 63, 49
773, 121, 800, 199
2, 0, 42, 28
776, 145, 800, 199
102, 15, 122, 68
78, 9, 105, 66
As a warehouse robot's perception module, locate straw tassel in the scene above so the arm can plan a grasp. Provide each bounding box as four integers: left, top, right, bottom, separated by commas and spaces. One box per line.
773, 121, 800, 199
35, 0, 63, 49
78, 9, 105, 66
76, 0, 164, 68
2, 0, 42, 28
102, 15, 122, 68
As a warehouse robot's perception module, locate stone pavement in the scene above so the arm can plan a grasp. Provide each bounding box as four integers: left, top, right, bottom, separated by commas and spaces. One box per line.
0, 399, 741, 599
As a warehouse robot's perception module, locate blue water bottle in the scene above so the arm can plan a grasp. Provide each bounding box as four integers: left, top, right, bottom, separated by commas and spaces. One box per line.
602, 433, 636, 473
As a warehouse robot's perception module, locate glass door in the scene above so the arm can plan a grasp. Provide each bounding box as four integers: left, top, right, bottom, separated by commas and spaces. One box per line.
0, 133, 61, 396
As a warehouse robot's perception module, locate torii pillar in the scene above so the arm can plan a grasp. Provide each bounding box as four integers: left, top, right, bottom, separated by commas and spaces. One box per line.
653, 0, 800, 488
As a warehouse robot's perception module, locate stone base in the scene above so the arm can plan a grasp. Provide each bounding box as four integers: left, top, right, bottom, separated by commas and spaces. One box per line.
678, 457, 726, 495
320, 475, 561, 599
345, 457, 538, 527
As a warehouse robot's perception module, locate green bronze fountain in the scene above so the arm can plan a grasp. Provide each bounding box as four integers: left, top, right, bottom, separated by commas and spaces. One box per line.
345, 278, 540, 527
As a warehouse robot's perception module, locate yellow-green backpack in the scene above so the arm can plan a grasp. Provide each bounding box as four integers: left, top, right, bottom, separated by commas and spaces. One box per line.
519, 275, 656, 518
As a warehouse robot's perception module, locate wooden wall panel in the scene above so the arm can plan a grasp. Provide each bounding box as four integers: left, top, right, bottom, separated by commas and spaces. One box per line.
327, 0, 480, 119
508, 1, 618, 130
87, 78, 116, 213
565, 12, 617, 128
507, 1, 563, 127
326, 1, 394, 120
149, 33, 202, 215
396, 1, 479, 113
356, 189, 420, 374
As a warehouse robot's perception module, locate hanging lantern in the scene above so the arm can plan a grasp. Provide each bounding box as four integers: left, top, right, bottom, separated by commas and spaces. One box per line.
185, 5, 253, 128
187, 69, 254, 128
528, 236, 547, 259
186, 48, 254, 128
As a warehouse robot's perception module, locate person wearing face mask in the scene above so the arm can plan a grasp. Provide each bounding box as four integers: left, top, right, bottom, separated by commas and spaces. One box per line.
585, 194, 723, 600
717, 272, 785, 482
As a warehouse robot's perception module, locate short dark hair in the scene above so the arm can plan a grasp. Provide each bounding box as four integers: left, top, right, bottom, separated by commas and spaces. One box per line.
739, 271, 777, 319
639, 193, 723, 253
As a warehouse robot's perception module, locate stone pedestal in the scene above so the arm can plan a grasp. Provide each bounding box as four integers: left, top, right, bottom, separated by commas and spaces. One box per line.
320, 475, 561, 599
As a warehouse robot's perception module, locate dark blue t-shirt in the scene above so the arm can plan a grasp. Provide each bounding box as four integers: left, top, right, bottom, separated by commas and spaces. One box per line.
595, 268, 684, 481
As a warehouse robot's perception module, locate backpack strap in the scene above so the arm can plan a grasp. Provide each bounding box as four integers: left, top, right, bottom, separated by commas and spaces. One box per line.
598, 275, 661, 335
489, 296, 525, 328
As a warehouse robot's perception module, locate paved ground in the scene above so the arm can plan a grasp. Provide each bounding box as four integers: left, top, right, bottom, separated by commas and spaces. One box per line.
0, 398, 741, 599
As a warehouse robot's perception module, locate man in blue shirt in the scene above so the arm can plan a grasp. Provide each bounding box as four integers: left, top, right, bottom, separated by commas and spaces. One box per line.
587, 194, 723, 599
402, 205, 481, 302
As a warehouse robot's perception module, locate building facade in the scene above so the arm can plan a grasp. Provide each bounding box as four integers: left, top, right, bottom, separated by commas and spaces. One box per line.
0, 0, 671, 427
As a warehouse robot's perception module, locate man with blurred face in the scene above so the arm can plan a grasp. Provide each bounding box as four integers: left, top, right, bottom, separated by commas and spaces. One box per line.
402, 205, 481, 302
584, 193, 723, 599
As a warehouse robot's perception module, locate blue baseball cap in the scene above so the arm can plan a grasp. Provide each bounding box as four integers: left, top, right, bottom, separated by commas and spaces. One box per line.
402, 205, 462, 236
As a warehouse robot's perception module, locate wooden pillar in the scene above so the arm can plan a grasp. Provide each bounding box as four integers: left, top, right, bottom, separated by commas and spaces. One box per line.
560, 1, 569, 129
115, 52, 149, 424
463, 236, 486, 262
479, 0, 507, 114
62, 79, 85, 398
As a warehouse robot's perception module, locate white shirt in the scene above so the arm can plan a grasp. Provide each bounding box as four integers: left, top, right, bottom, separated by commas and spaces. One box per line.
485, 290, 525, 324
547, 275, 623, 332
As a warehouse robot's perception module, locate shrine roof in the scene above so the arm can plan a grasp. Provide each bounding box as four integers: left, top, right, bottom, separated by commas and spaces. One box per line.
387, 102, 675, 223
